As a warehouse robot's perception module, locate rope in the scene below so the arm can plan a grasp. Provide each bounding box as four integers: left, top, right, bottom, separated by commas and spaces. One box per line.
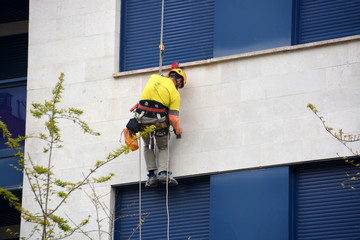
119, 130, 142, 239
137, 1, 168, 238
159, 0, 170, 235
166, 133, 170, 240
159, 0, 165, 75
138, 137, 142, 239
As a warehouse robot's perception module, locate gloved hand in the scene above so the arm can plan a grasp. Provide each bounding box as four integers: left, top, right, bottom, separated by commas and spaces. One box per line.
175, 127, 182, 136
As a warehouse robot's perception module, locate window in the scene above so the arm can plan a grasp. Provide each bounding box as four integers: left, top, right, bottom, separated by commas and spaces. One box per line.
294, 0, 360, 44
0, 189, 21, 238
119, 0, 360, 72
0, 0, 28, 189
0, 34, 28, 81
293, 159, 360, 239
0, 1, 28, 238
0, 86, 26, 151
120, 0, 214, 72
114, 176, 210, 239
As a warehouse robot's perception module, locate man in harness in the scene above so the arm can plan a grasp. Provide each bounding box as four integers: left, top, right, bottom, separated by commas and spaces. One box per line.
134, 67, 186, 187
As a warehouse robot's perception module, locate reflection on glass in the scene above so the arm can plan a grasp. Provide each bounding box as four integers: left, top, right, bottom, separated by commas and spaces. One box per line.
0, 86, 26, 150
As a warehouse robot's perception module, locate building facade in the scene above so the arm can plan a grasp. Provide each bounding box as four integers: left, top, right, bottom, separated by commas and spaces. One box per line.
1, 0, 359, 239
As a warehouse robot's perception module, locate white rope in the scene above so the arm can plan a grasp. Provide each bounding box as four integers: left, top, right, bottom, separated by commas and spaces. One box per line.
138, 137, 142, 240
137, 2, 167, 238
159, 0, 165, 75
166, 133, 170, 240
159, 0, 170, 234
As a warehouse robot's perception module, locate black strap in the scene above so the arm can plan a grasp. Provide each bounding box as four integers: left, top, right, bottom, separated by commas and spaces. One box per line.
139, 100, 167, 110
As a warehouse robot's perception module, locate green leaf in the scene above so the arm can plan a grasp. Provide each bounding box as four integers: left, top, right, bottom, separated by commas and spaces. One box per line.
57, 191, 67, 198
92, 174, 113, 183
50, 215, 71, 232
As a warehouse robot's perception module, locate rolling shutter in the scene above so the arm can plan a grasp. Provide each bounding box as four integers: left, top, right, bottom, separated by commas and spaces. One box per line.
296, 0, 360, 44
294, 160, 360, 239
114, 176, 210, 240
120, 0, 214, 72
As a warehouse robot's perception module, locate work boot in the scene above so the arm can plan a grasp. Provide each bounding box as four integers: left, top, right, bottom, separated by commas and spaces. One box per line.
158, 171, 178, 186
145, 174, 158, 188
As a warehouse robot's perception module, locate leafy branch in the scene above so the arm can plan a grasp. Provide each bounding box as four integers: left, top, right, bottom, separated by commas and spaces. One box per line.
308, 103, 360, 189
307, 104, 359, 156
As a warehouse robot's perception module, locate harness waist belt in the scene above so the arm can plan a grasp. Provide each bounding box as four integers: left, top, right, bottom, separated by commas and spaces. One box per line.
130, 103, 167, 113
138, 104, 167, 112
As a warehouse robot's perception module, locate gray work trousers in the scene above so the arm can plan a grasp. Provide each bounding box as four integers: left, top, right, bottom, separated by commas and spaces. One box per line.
140, 116, 169, 174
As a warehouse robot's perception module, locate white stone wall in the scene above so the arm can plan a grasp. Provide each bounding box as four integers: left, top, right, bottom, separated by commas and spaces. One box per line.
23, 0, 360, 238
176, 40, 360, 175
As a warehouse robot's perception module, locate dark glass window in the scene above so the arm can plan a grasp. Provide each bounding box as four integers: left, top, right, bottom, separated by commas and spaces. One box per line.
0, 34, 28, 81
0, 85, 26, 151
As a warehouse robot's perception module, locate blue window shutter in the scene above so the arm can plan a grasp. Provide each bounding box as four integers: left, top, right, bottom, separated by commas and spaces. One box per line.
114, 176, 210, 240
120, 0, 214, 72
296, 0, 360, 44
294, 160, 360, 239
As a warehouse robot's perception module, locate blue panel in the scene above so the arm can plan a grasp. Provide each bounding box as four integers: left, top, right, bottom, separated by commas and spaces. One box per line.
0, 155, 23, 189
214, 0, 293, 57
210, 167, 290, 240
294, 160, 360, 239
0, 85, 26, 189
296, 0, 360, 44
0, 85, 26, 150
114, 176, 210, 240
120, 0, 214, 72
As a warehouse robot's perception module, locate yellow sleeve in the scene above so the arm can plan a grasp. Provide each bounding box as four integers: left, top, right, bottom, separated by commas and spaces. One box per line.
168, 89, 180, 112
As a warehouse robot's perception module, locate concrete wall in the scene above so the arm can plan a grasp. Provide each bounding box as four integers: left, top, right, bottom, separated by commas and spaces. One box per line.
23, 0, 360, 238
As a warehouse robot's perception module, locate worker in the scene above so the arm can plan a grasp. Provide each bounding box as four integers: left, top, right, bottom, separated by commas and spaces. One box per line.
134, 68, 186, 187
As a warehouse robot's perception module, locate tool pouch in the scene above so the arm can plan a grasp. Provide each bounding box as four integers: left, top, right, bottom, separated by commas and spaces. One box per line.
123, 128, 139, 151
126, 117, 141, 133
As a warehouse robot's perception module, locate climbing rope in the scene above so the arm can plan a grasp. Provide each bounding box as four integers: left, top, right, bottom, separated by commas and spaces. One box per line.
137, 1, 170, 239
138, 138, 142, 239
159, 0, 171, 238
159, 0, 165, 75
166, 134, 170, 240
160, 1, 171, 238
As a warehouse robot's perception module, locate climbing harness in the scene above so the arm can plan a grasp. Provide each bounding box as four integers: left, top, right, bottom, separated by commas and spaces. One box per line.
130, 103, 167, 113
130, 100, 170, 133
